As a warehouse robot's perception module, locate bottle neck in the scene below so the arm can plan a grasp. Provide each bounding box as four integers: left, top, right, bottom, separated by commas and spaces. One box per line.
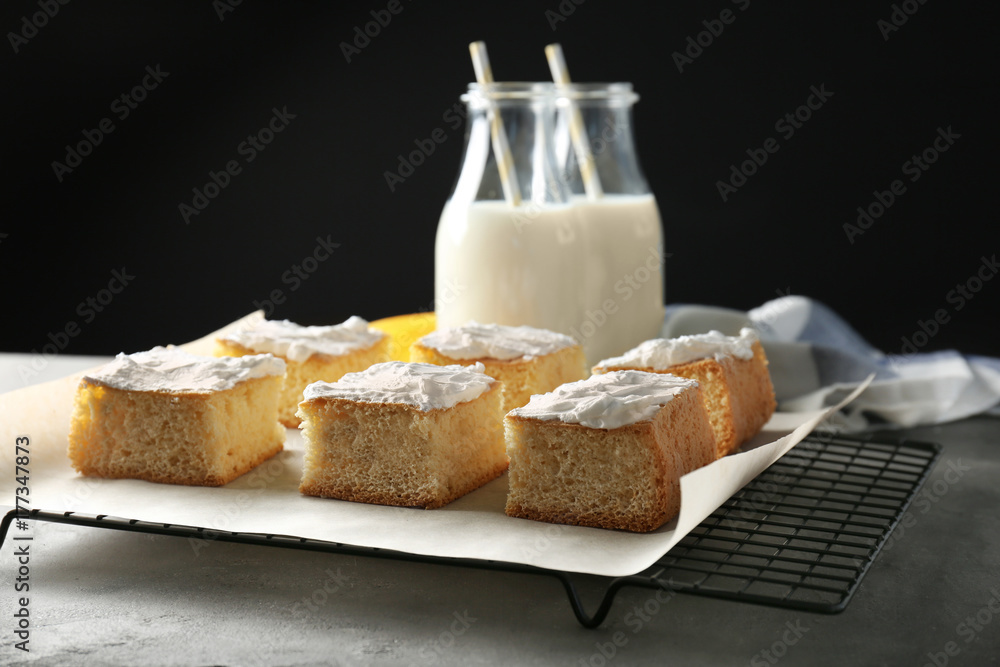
449, 83, 651, 206
556, 101, 649, 197
454, 90, 570, 206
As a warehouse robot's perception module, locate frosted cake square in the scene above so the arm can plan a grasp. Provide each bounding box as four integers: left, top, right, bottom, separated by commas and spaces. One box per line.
505, 371, 716, 533
68, 346, 286, 487
216, 316, 389, 427
410, 322, 587, 414
297, 361, 505, 509
594, 328, 776, 458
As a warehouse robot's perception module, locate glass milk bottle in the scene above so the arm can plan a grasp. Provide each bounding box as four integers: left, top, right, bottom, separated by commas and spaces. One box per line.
553, 83, 665, 364
435, 82, 664, 365
435, 83, 576, 333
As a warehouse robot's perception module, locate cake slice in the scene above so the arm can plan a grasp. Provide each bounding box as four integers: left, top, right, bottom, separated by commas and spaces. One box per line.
505, 371, 716, 533
297, 361, 505, 509
215, 316, 389, 427
410, 322, 588, 414
593, 328, 776, 458
68, 346, 286, 486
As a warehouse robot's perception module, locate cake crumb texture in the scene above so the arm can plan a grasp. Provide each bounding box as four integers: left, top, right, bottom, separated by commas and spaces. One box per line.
597, 340, 776, 457
216, 334, 390, 428
410, 340, 587, 414
298, 382, 506, 509
505, 384, 716, 532
68, 374, 285, 486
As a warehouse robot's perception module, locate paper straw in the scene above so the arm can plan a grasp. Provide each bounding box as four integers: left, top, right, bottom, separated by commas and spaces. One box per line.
468, 41, 522, 206
545, 43, 603, 200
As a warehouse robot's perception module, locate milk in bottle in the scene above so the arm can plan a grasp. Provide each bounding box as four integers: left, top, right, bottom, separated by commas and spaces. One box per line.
435, 82, 665, 365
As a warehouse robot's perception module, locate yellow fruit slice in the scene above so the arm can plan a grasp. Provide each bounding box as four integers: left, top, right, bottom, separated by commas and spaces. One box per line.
369, 312, 437, 362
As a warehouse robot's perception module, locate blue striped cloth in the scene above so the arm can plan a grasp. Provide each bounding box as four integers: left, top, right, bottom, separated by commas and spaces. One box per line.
660, 296, 1000, 430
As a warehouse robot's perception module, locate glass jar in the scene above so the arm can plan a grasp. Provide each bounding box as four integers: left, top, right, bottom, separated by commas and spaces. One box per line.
434, 82, 664, 365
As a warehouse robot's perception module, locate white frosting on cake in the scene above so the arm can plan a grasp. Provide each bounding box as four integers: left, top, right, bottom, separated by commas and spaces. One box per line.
219, 316, 384, 362
302, 361, 495, 411
417, 321, 577, 361
594, 328, 759, 372
508, 370, 698, 429
85, 346, 286, 394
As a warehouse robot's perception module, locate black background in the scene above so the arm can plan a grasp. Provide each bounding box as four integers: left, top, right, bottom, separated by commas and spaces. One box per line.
2, 1, 995, 359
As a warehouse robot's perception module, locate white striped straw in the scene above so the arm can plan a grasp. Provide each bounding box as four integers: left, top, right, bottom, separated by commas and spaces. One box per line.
545, 43, 603, 200
468, 41, 522, 206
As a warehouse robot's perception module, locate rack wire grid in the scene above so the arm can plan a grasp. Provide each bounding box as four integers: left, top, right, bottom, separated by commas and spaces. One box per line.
1, 431, 940, 628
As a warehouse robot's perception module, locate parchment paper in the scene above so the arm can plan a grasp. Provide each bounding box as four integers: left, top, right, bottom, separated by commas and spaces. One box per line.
0, 312, 869, 578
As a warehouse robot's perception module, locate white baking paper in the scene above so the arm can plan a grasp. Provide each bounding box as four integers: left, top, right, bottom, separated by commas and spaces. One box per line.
0, 312, 869, 577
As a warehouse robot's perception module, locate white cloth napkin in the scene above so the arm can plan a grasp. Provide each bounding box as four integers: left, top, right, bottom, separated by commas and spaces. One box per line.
660, 296, 1000, 430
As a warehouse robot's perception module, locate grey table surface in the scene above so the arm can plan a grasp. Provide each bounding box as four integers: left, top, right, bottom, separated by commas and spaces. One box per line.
1, 355, 998, 666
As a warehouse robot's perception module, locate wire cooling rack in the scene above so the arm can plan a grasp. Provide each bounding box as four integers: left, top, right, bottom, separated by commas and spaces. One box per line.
1, 432, 940, 628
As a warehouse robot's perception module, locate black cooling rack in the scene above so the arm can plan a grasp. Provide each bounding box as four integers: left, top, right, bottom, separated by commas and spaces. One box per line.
0, 432, 940, 628
615, 432, 941, 617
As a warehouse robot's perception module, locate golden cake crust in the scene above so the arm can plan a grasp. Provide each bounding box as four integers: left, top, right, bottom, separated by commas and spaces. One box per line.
504, 385, 716, 533
297, 382, 506, 509
599, 341, 776, 457
216, 335, 391, 428
299, 455, 507, 509
68, 374, 285, 487
409, 342, 587, 414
